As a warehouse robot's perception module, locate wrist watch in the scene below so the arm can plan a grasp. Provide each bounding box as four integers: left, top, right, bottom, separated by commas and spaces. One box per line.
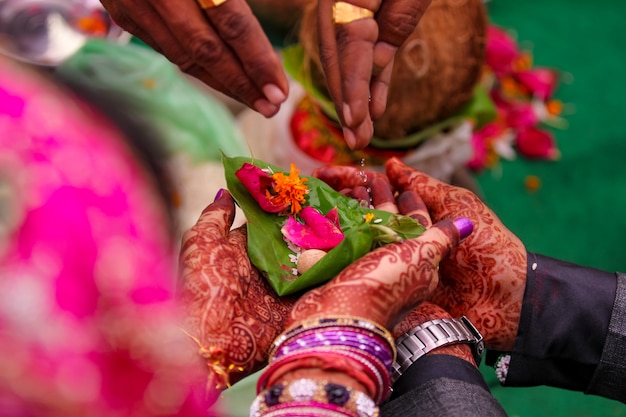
392, 316, 485, 382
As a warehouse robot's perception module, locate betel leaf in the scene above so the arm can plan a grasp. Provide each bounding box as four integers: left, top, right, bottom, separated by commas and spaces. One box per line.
222, 155, 426, 296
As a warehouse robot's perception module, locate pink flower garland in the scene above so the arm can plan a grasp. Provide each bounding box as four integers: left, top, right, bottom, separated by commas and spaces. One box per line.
468, 25, 567, 171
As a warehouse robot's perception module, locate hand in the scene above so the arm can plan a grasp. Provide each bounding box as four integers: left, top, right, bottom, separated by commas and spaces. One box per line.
179, 190, 295, 399
100, 0, 289, 117
287, 169, 469, 329
316, 0, 432, 149
385, 157, 527, 351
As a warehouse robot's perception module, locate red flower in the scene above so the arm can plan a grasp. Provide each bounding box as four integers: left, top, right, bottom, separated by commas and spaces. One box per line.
235, 163, 290, 213
486, 26, 520, 75
514, 68, 559, 101
516, 126, 559, 159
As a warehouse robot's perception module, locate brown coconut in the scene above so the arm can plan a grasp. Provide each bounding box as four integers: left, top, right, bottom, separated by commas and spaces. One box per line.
298, 0, 488, 142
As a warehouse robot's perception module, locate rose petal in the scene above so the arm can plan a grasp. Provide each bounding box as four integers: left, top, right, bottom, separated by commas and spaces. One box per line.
505, 102, 539, 130
516, 126, 559, 159
514, 68, 559, 101
281, 206, 344, 250
235, 163, 289, 213
486, 26, 520, 75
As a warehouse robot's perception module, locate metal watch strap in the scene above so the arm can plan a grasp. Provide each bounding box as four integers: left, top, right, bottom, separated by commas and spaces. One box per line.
392, 316, 485, 382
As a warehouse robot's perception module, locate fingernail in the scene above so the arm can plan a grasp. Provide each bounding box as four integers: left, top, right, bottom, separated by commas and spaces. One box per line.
343, 127, 357, 149
253, 99, 279, 118
213, 188, 225, 202
342, 103, 353, 126
454, 217, 474, 241
262, 83, 287, 105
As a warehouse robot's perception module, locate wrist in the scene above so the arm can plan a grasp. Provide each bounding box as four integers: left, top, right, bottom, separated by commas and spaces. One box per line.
392, 303, 484, 381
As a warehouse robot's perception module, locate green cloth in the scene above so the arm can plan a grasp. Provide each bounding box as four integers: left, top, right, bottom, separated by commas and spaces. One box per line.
58, 38, 248, 162
478, 0, 626, 415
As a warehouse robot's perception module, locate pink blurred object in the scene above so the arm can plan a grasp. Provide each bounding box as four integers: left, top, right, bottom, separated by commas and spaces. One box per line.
281, 206, 344, 251
514, 68, 560, 101
516, 126, 560, 160
485, 25, 520, 75
0, 58, 209, 416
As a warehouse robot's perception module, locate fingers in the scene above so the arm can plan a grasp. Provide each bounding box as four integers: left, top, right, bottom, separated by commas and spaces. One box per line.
369, 0, 431, 119
397, 190, 430, 227
101, 0, 288, 117
417, 217, 471, 266
288, 216, 473, 328
369, 172, 398, 213
312, 165, 369, 190
385, 157, 451, 210
312, 165, 398, 212
195, 0, 289, 112
373, 0, 431, 73
180, 190, 236, 255
318, 0, 380, 150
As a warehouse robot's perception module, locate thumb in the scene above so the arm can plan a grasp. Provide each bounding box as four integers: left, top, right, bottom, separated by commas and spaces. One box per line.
181, 189, 236, 251
418, 217, 474, 264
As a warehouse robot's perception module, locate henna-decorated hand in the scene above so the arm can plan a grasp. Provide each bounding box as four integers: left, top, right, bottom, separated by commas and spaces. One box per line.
384, 157, 527, 351
179, 190, 295, 400
287, 216, 468, 330
287, 167, 471, 329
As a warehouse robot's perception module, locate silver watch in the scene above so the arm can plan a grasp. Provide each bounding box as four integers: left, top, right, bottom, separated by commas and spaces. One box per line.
392, 316, 485, 381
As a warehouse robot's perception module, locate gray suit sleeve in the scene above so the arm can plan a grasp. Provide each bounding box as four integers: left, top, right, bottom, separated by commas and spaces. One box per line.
587, 272, 626, 402
381, 378, 507, 417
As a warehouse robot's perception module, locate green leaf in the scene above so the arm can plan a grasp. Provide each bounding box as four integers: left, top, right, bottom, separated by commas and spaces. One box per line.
222, 155, 426, 296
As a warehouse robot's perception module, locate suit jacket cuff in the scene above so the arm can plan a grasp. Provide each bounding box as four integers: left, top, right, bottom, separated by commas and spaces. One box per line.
391, 354, 490, 399
503, 252, 616, 391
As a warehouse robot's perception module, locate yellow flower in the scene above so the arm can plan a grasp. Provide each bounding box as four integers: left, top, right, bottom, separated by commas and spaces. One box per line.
270, 164, 309, 214
364, 213, 376, 223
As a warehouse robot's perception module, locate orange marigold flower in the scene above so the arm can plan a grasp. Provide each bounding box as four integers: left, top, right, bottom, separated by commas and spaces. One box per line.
270, 164, 309, 214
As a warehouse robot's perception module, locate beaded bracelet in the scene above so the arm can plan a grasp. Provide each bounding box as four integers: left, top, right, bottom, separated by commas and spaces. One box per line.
258, 349, 391, 404
250, 378, 379, 417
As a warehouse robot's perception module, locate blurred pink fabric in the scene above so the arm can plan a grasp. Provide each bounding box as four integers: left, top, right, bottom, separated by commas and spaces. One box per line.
0, 58, 210, 416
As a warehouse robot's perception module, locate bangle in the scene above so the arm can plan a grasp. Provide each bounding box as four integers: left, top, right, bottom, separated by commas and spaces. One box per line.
272, 328, 394, 370
272, 316, 396, 361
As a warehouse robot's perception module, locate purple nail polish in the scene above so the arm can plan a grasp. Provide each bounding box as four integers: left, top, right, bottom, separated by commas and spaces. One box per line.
454, 217, 474, 241
213, 188, 225, 202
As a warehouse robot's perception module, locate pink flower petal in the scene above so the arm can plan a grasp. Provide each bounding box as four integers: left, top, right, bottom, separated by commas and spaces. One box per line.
467, 123, 505, 170
281, 206, 344, 250
505, 102, 539, 130
516, 127, 559, 159
514, 68, 559, 101
486, 26, 520, 75
235, 163, 289, 213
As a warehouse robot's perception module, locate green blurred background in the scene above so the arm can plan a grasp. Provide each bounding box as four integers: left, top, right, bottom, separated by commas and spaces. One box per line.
477, 0, 626, 416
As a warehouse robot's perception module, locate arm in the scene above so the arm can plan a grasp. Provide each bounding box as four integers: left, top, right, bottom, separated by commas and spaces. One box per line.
382, 303, 508, 417
380, 157, 626, 403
